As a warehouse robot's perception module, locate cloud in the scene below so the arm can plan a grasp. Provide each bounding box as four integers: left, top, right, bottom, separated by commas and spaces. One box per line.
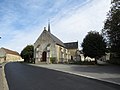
0, 26, 43, 53
0, 0, 111, 52
51, 0, 111, 48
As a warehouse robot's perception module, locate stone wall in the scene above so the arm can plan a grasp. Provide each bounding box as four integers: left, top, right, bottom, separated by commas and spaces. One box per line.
6, 54, 22, 62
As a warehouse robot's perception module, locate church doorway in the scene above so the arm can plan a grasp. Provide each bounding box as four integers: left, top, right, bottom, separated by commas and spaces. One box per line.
71, 56, 73, 60
42, 51, 47, 62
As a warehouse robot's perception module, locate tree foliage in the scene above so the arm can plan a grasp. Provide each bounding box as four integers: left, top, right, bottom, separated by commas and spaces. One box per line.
82, 31, 106, 63
21, 45, 34, 63
102, 0, 120, 57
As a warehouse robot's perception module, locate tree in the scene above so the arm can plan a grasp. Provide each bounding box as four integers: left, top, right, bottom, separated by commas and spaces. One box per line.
102, 0, 120, 58
21, 45, 34, 63
82, 31, 106, 64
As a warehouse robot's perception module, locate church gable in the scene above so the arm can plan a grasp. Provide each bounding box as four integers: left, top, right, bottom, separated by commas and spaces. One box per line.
34, 29, 55, 49
34, 27, 65, 49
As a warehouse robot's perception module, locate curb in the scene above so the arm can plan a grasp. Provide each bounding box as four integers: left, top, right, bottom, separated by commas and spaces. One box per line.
2, 63, 9, 90
0, 65, 4, 90
51, 68, 120, 86
30, 64, 120, 86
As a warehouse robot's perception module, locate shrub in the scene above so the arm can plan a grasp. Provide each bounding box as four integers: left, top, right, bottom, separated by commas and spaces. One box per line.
50, 57, 56, 64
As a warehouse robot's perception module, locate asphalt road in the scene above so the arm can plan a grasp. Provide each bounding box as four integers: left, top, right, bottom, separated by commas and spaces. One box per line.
5, 62, 120, 90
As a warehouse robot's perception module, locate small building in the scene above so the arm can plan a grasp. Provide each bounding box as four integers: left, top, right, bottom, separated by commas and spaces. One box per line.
34, 24, 79, 64
0, 47, 22, 63
64, 42, 79, 61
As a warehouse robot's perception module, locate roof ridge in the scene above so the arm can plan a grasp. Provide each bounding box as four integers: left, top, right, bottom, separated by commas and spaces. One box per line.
64, 41, 78, 44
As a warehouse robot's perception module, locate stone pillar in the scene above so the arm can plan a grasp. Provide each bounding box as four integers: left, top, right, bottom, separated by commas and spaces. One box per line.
47, 51, 50, 64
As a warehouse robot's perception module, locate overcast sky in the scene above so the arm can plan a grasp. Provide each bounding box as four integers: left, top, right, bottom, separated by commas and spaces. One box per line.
0, 0, 111, 53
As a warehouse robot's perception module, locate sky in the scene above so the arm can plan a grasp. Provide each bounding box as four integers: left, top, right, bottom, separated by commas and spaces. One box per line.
0, 0, 111, 53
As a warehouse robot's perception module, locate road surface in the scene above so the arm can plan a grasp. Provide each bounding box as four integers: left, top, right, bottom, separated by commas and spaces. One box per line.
5, 62, 120, 90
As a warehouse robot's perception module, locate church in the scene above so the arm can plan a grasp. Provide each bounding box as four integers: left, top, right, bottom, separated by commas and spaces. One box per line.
34, 23, 79, 64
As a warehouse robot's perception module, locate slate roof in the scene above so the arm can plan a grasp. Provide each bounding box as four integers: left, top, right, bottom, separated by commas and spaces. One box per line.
1, 48, 20, 56
46, 30, 65, 47
64, 42, 78, 49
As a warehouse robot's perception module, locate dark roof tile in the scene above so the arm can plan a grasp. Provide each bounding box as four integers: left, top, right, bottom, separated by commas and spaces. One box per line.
64, 42, 78, 49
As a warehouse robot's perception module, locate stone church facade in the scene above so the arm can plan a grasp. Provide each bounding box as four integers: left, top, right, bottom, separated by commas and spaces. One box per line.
34, 24, 79, 64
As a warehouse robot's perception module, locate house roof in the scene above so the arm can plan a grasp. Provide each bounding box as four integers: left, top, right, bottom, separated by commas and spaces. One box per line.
64, 42, 78, 49
1, 48, 20, 56
46, 30, 65, 47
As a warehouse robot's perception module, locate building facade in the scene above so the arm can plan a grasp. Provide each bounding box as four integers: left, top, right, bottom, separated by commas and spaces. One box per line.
0, 48, 22, 63
34, 25, 79, 64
